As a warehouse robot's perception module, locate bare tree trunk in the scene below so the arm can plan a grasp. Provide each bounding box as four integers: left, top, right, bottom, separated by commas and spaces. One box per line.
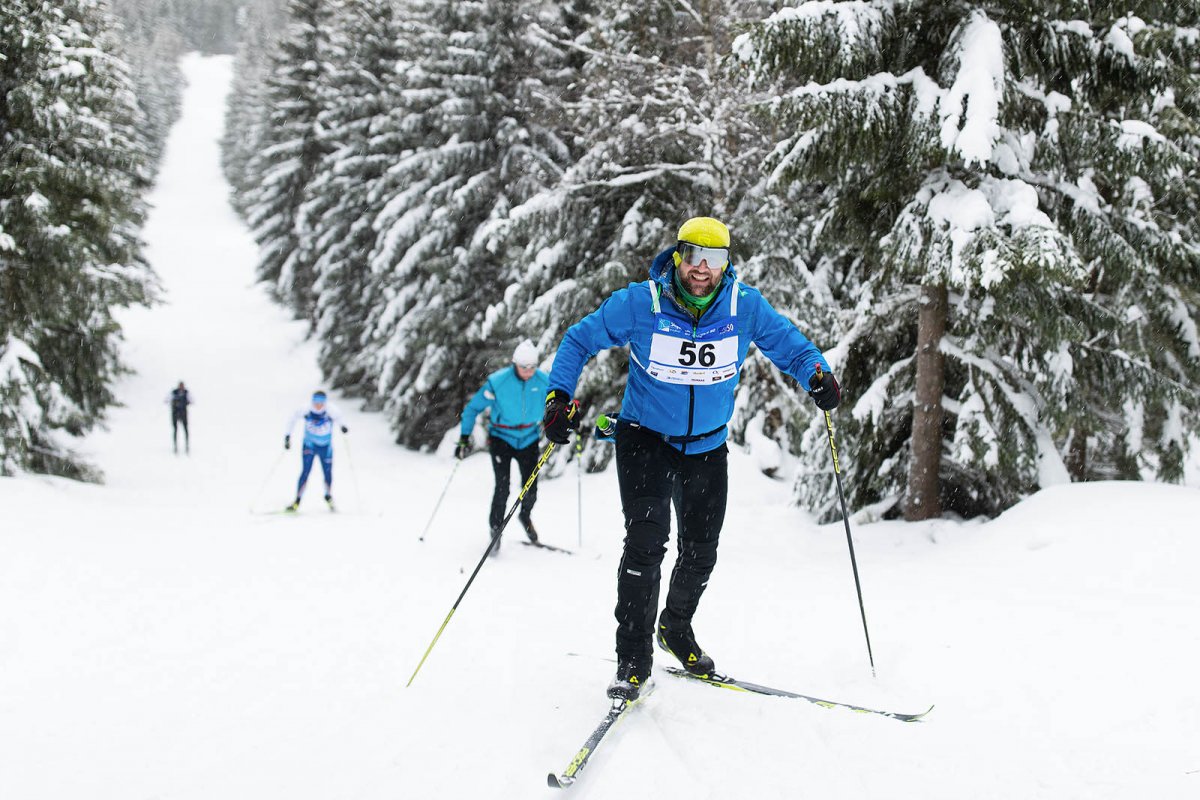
906, 283, 947, 521
1065, 426, 1088, 481
1064, 267, 1099, 483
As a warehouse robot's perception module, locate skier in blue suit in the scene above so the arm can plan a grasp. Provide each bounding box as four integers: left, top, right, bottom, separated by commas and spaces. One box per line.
458, 340, 550, 549
542, 217, 841, 699
284, 390, 348, 511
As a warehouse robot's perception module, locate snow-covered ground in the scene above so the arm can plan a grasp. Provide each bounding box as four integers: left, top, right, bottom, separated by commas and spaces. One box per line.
2, 54, 1198, 800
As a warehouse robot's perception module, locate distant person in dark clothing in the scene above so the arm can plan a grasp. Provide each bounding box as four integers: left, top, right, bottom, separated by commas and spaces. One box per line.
168, 381, 192, 454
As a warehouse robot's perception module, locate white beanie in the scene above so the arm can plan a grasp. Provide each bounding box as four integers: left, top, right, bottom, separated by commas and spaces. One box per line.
512, 339, 538, 368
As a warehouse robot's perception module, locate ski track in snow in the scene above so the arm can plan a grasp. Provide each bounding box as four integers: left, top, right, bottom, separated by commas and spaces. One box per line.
1, 54, 1199, 800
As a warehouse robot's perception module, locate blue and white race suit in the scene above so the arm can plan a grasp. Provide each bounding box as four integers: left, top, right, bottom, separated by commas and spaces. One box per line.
286, 406, 342, 449
286, 405, 342, 495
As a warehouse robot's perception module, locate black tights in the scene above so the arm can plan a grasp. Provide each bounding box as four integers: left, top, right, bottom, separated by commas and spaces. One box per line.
614, 426, 727, 659
488, 439, 539, 530
172, 412, 189, 451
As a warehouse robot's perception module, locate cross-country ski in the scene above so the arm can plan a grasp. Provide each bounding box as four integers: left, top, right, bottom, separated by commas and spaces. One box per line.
547, 685, 656, 790
662, 667, 933, 722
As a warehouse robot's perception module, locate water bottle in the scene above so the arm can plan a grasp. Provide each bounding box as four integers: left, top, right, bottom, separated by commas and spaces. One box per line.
594, 413, 618, 442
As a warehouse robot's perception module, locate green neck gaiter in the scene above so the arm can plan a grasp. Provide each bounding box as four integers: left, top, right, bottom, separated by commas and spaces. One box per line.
673, 269, 722, 318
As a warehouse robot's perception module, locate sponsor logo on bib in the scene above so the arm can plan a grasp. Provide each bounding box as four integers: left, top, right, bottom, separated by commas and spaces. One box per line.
647, 332, 739, 386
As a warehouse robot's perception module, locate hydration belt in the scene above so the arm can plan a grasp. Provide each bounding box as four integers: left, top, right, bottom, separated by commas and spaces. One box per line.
617, 418, 726, 444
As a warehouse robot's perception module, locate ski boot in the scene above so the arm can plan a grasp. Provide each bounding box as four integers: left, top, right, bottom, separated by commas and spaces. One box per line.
324, 493, 335, 512
607, 653, 652, 700
284, 499, 300, 513
488, 525, 502, 557
518, 513, 539, 543
656, 609, 715, 676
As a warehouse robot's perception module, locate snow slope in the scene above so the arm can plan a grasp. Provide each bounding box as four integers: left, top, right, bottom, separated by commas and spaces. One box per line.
1, 54, 1198, 800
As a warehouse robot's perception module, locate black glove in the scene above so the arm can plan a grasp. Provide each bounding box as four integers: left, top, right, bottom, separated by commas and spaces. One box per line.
284, 435, 291, 450
454, 435, 471, 460
340, 425, 349, 434
543, 389, 579, 444
808, 369, 841, 411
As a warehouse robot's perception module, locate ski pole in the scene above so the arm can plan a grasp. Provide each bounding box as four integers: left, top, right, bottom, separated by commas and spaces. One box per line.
418, 460, 461, 542
340, 430, 363, 512
248, 448, 287, 512
815, 365, 876, 677
576, 432, 583, 548
407, 405, 576, 687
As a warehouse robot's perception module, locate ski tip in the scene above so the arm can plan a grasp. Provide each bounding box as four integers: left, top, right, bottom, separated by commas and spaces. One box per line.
889, 704, 935, 722
547, 773, 571, 789
903, 704, 935, 722
520, 541, 576, 555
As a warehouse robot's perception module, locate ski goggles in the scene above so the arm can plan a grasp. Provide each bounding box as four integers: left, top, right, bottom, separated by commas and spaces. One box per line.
676, 242, 729, 270
312, 393, 327, 405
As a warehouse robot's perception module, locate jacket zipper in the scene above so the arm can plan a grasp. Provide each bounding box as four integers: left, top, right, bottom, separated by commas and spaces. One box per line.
683, 319, 700, 455
668, 279, 722, 457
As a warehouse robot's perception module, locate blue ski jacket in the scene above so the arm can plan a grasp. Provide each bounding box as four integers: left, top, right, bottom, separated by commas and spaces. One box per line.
461, 365, 551, 450
548, 247, 831, 454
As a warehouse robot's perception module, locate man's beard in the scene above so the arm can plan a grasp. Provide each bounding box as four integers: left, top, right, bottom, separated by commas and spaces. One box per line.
682, 271, 717, 296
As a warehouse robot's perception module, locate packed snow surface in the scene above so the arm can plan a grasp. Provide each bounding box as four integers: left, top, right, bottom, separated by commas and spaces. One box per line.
2, 55, 1198, 800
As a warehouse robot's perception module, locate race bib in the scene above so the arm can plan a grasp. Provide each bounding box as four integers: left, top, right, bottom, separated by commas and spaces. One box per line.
647, 332, 739, 385
306, 415, 333, 437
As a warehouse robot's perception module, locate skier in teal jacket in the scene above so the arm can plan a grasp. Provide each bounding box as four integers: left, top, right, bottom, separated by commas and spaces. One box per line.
458, 340, 550, 549
543, 217, 841, 699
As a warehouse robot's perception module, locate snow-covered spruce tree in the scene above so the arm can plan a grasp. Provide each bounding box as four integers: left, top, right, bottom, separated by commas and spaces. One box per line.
242, 0, 333, 319
299, 0, 407, 398
362, 0, 573, 448
486, 0, 771, 470
737, 2, 1200, 520
221, 0, 287, 216
109, 0, 185, 166
110, 0, 245, 55
1053, 13, 1200, 485
169, 0, 245, 54
0, 0, 157, 478
726, 179, 844, 480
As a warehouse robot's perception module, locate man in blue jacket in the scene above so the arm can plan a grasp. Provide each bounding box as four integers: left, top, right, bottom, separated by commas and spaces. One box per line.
543, 217, 841, 699
458, 340, 551, 550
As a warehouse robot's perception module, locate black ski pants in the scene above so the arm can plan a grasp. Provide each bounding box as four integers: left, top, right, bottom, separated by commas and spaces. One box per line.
489, 438, 539, 531
614, 426, 728, 660
171, 410, 189, 451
